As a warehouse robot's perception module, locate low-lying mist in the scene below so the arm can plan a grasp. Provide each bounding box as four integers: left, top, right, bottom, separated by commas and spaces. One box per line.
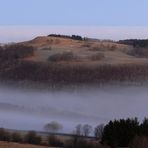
0, 84, 148, 134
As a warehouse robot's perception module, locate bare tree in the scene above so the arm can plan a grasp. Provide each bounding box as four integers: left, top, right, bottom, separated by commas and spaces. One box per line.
94, 124, 104, 139
82, 124, 92, 137
74, 124, 83, 136
24, 131, 42, 145
44, 121, 63, 133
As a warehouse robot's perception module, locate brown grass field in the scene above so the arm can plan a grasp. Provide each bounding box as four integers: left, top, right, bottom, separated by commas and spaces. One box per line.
0, 141, 57, 148
21, 36, 148, 65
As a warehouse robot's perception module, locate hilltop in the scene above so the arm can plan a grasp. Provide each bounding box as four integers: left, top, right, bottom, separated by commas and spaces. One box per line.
21, 35, 148, 65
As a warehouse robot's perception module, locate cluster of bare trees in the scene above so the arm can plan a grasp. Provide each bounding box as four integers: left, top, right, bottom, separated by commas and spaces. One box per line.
74, 124, 104, 139
2, 61, 148, 84
0, 128, 41, 145
44, 121, 104, 140
0, 44, 34, 61
74, 124, 92, 137
0, 128, 64, 147
65, 124, 105, 148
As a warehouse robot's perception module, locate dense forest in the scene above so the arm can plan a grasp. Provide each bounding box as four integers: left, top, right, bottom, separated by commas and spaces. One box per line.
118, 39, 148, 48
48, 34, 83, 41
102, 118, 148, 148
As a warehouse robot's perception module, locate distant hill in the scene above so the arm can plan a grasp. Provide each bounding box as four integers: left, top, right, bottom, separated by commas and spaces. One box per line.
1, 35, 148, 86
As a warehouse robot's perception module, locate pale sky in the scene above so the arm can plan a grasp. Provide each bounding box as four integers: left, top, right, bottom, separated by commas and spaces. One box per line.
0, 26, 148, 43
0, 0, 148, 42
0, 0, 148, 26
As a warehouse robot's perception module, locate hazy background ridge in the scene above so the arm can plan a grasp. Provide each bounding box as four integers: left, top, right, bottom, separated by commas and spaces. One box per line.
0, 26, 148, 43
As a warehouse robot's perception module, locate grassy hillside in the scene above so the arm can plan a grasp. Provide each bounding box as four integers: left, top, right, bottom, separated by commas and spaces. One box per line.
22, 36, 148, 65
1, 36, 148, 86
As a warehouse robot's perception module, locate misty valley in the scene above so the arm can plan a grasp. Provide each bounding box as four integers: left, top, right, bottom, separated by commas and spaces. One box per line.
1, 0, 148, 146
1, 35, 148, 147
0, 84, 148, 134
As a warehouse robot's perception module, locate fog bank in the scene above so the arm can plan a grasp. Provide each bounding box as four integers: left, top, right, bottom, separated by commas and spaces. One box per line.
0, 85, 148, 133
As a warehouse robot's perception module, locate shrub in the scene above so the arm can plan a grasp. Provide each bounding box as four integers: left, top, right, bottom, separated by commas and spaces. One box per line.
109, 45, 117, 51
24, 131, 42, 145
0, 128, 11, 141
0, 46, 3, 50
91, 53, 105, 61
130, 136, 148, 148
11, 132, 23, 143
0, 44, 35, 60
48, 51, 76, 62
47, 135, 64, 147
41, 47, 52, 50
64, 137, 100, 148
47, 39, 53, 44
55, 39, 61, 44
82, 42, 92, 48
89, 46, 101, 51
89, 44, 117, 52
128, 47, 148, 58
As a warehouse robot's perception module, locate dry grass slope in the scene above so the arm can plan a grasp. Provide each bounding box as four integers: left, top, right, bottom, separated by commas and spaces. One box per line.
1, 36, 148, 85
22, 36, 148, 65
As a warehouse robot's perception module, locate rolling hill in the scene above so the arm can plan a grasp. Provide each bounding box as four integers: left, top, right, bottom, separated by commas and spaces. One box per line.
1, 35, 148, 86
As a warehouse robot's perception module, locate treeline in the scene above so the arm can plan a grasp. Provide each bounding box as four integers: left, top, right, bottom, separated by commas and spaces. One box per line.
0, 44, 35, 61
0, 128, 103, 148
2, 118, 148, 148
0, 129, 63, 147
48, 34, 83, 41
118, 39, 148, 48
1, 61, 148, 85
0, 129, 41, 145
102, 118, 148, 148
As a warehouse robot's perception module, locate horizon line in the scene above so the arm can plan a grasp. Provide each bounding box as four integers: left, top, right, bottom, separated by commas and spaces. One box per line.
0, 26, 148, 43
